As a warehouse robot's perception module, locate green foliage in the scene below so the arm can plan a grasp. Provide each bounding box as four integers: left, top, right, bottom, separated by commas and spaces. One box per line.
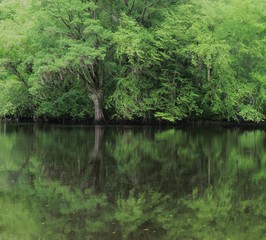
239, 104, 265, 122
0, 78, 30, 117
113, 14, 160, 67
35, 85, 93, 119
154, 82, 201, 122
108, 77, 153, 120
0, 0, 265, 122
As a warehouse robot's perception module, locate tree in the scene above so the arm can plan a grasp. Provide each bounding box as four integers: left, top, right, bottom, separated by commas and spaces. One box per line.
0, 0, 33, 118
30, 0, 111, 122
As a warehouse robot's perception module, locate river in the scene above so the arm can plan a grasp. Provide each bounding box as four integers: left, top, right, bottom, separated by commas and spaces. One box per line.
0, 123, 265, 239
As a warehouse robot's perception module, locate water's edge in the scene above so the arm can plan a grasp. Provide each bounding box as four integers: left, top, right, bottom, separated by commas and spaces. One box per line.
1, 117, 266, 128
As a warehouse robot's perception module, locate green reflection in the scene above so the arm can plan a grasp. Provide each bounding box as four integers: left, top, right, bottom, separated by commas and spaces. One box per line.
0, 124, 265, 239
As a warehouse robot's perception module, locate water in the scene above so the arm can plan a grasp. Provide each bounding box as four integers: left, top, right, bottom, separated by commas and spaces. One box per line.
0, 123, 265, 240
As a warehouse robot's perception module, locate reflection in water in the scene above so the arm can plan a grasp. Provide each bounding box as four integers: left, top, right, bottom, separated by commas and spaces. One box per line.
0, 124, 265, 239
81, 126, 104, 192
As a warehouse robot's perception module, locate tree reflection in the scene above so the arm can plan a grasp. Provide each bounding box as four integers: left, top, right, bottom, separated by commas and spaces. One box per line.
0, 125, 266, 239
81, 125, 105, 192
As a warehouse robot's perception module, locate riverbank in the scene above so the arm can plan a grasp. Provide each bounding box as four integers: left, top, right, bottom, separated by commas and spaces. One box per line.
1, 116, 265, 129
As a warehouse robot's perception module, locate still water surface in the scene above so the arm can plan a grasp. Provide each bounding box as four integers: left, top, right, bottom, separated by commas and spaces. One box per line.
0, 123, 265, 240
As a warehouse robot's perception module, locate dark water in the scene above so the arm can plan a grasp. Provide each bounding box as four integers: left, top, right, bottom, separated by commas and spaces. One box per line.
0, 123, 265, 240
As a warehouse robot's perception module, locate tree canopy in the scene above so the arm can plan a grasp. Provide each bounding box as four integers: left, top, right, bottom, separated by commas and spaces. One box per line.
0, 0, 265, 122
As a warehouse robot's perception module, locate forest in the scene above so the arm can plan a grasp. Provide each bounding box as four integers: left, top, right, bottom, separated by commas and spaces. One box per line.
0, 0, 265, 123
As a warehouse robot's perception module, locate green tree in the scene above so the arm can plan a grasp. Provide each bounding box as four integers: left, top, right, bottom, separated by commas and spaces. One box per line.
0, 0, 33, 118
29, 0, 111, 121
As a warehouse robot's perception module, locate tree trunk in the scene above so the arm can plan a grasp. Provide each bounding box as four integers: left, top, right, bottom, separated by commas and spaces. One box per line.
92, 92, 105, 123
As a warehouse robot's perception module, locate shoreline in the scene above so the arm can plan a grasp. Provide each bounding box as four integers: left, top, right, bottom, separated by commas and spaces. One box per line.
1, 117, 265, 128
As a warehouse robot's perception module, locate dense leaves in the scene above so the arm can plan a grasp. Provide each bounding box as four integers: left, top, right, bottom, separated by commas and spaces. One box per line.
0, 0, 265, 122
